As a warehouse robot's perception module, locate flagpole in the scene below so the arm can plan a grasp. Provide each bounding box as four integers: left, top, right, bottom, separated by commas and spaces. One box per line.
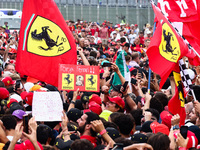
147, 22, 156, 93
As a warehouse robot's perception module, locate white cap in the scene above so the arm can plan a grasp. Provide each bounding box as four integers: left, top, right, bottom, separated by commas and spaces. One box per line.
10, 93, 22, 102
24, 82, 34, 92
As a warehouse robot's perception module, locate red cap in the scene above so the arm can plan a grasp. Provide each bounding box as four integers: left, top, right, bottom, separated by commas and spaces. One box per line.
7, 98, 18, 108
160, 110, 172, 129
25, 92, 33, 106
102, 23, 106, 25
0, 87, 9, 100
108, 96, 125, 109
2, 76, 15, 86
9, 59, 16, 64
150, 122, 169, 135
89, 94, 102, 105
97, 40, 102, 44
135, 24, 138, 26
83, 109, 91, 114
14, 140, 43, 150
89, 101, 102, 115
173, 130, 198, 149
20, 91, 29, 100
9, 48, 17, 54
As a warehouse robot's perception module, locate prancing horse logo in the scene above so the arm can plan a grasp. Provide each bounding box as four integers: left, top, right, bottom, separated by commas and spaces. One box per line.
31, 26, 63, 51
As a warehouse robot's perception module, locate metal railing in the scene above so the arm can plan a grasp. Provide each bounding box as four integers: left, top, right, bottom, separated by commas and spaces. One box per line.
0, 0, 156, 30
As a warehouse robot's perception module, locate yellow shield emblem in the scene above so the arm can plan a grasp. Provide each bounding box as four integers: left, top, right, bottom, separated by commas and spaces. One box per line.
159, 22, 180, 63
62, 73, 74, 90
27, 16, 71, 56
85, 74, 97, 91
173, 72, 185, 107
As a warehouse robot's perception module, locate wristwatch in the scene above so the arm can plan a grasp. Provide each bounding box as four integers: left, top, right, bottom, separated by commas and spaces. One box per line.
71, 101, 76, 104
172, 125, 180, 130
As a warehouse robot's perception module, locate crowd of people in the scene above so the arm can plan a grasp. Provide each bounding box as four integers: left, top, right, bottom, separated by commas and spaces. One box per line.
0, 18, 200, 150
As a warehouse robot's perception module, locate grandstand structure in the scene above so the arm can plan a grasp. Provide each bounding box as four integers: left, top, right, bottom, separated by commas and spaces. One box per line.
0, 0, 157, 29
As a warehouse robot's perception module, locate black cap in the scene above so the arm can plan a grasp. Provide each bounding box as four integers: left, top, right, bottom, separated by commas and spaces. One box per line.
140, 121, 153, 133
66, 108, 82, 123
112, 84, 122, 93
131, 133, 148, 143
106, 127, 121, 140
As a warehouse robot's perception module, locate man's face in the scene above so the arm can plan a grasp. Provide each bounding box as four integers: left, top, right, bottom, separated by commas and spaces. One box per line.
106, 101, 118, 112
5, 64, 15, 74
110, 89, 119, 97
77, 114, 87, 134
84, 40, 90, 47
144, 40, 150, 48
135, 37, 140, 44
189, 108, 197, 124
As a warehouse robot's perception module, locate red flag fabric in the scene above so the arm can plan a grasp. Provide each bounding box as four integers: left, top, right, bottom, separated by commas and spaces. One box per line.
157, 0, 200, 66
147, 3, 188, 88
16, 0, 77, 87
168, 70, 186, 126
157, 0, 198, 22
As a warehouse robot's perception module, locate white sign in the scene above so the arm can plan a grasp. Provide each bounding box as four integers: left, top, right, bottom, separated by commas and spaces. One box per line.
32, 91, 63, 121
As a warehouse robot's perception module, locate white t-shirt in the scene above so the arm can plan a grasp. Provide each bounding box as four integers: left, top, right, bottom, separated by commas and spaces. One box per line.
128, 34, 137, 44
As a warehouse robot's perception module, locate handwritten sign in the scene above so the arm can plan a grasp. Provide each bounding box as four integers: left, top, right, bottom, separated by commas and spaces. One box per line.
58, 64, 100, 92
32, 92, 63, 121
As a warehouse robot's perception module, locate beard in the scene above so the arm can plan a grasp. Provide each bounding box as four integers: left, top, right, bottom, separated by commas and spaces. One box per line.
77, 123, 86, 135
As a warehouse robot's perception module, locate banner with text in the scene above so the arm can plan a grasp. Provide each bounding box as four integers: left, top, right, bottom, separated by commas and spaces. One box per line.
58, 64, 100, 92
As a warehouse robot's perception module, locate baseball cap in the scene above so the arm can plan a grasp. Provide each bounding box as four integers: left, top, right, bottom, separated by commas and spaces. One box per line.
0, 87, 9, 100
9, 103, 24, 114
8, 48, 17, 54
160, 110, 172, 129
146, 30, 151, 34
97, 40, 102, 44
108, 96, 125, 109
150, 121, 169, 135
24, 82, 34, 92
14, 140, 43, 150
121, 42, 130, 47
7, 98, 18, 108
29, 84, 42, 91
2, 76, 15, 86
24, 92, 33, 106
106, 127, 121, 140
89, 94, 102, 105
12, 109, 26, 120
140, 121, 153, 133
111, 84, 123, 93
20, 91, 29, 100
10, 94, 22, 102
67, 108, 82, 123
102, 23, 106, 25
89, 101, 102, 115
131, 133, 148, 143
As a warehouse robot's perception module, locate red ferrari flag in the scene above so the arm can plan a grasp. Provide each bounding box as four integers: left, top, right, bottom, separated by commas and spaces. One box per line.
157, 0, 200, 66
168, 70, 186, 126
147, 2, 188, 88
16, 0, 77, 87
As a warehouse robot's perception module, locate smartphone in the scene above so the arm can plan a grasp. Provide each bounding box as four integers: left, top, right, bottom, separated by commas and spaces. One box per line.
122, 81, 128, 92
77, 51, 79, 55
15, 79, 21, 91
131, 78, 137, 85
112, 143, 123, 150
102, 62, 112, 67
180, 126, 188, 139
23, 114, 32, 133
